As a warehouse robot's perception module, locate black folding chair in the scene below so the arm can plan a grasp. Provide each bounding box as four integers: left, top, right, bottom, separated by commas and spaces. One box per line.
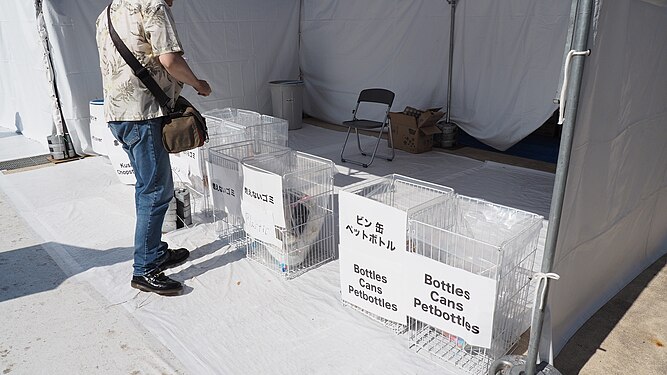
340, 88, 395, 168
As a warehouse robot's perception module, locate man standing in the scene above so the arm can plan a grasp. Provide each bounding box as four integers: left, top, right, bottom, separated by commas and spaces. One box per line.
95, 0, 211, 295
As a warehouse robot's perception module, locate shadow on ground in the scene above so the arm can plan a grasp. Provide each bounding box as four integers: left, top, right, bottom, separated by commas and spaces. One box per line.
0, 239, 242, 303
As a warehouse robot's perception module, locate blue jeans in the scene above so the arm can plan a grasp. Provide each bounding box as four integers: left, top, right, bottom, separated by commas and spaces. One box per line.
109, 117, 173, 276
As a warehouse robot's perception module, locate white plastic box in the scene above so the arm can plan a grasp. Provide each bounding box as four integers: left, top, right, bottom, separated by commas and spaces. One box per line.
241, 151, 335, 279
407, 195, 543, 374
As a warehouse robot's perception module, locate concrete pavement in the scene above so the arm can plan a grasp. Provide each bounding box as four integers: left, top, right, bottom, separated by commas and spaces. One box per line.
0, 187, 187, 375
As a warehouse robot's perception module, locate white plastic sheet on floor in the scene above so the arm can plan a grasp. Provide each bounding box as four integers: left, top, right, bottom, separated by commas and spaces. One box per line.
0, 124, 552, 374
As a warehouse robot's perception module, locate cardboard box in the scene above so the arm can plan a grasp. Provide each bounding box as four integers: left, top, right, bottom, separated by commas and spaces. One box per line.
390, 109, 444, 153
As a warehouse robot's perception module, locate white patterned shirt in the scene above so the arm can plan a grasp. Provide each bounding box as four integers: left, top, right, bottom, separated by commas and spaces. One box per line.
96, 0, 183, 122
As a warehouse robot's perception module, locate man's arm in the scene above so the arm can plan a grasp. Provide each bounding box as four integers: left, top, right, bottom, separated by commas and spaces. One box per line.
158, 52, 212, 96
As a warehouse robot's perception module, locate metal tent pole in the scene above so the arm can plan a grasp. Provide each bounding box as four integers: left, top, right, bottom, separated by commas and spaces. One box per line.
445, 0, 457, 124
36, 0, 78, 160
489, 0, 595, 373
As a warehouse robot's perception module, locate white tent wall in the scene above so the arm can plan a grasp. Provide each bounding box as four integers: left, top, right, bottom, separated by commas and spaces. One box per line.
0, 1, 55, 149
41, 0, 107, 155
551, 0, 667, 353
452, 0, 570, 151
40, 0, 300, 154
7, 0, 572, 153
174, 0, 300, 113
300, 1, 450, 125
300, 0, 571, 151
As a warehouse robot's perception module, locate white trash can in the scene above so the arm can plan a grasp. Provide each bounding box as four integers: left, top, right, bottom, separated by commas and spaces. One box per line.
269, 80, 304, 130
89, 99, 108, 156
106, 136, 136, 185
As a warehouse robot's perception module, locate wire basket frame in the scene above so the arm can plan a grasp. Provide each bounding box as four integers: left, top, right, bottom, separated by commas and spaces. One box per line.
180, 184, 208, 225
344, 174, 455, 216
204, 108, 289, 146
407, 195, 543, 374
171, 119, 248, 219
178, 107, 289, 218
207, 140, 290, 244
342, 174, 455, 333
242, 151, 336, 279
162, 185, 204, 233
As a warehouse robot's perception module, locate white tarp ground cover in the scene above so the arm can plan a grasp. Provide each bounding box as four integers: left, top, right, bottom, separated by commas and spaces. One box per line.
0, 125, 553, 374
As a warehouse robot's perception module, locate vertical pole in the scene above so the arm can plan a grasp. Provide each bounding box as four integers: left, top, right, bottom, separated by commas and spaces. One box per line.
445, 0, 457, 124
298, 0, 304, 81
523, 0, 594, 374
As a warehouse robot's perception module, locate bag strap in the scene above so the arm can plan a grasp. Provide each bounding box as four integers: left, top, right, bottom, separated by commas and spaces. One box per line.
106, 4, 172, 110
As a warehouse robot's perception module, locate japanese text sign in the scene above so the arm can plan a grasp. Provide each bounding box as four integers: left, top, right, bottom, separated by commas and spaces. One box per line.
207, 161, 242, 219
338, 190, 408, 324
241, 165, 285, 248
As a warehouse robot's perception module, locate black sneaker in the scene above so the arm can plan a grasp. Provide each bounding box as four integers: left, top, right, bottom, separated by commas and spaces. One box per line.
131, 271, 183, 296
158, 248, 190, 272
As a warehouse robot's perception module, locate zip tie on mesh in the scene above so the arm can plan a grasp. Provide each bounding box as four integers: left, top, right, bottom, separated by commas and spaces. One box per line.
558, 49, 591, 124
533, 272, 560, 310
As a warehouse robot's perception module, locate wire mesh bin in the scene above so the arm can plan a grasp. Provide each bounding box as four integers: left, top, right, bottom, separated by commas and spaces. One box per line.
207, 140, 290, 244
342, 174, 455, 333
204, 108, 289, 146
183, 107, 288, 216
162, 187, 198, 233
242, 151, 335, 279
406, 195, 543, 374
170, 121, 247, 218
167, 145, 212, 226
172, 183, 209, 227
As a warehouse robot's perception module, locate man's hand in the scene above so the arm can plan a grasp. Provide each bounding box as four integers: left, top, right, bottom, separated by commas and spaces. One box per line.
194, 80, 211, 96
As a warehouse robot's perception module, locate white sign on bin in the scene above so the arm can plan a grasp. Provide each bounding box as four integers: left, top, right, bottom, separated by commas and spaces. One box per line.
180, 149, 203, 181
240, 165, 285, 248
106, 138, 136, 185
89, 100, 108, 156
404, 254, 497, 348
170, 153, 189, 183
338, 190, 408, 324
208, 161, 242, 219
